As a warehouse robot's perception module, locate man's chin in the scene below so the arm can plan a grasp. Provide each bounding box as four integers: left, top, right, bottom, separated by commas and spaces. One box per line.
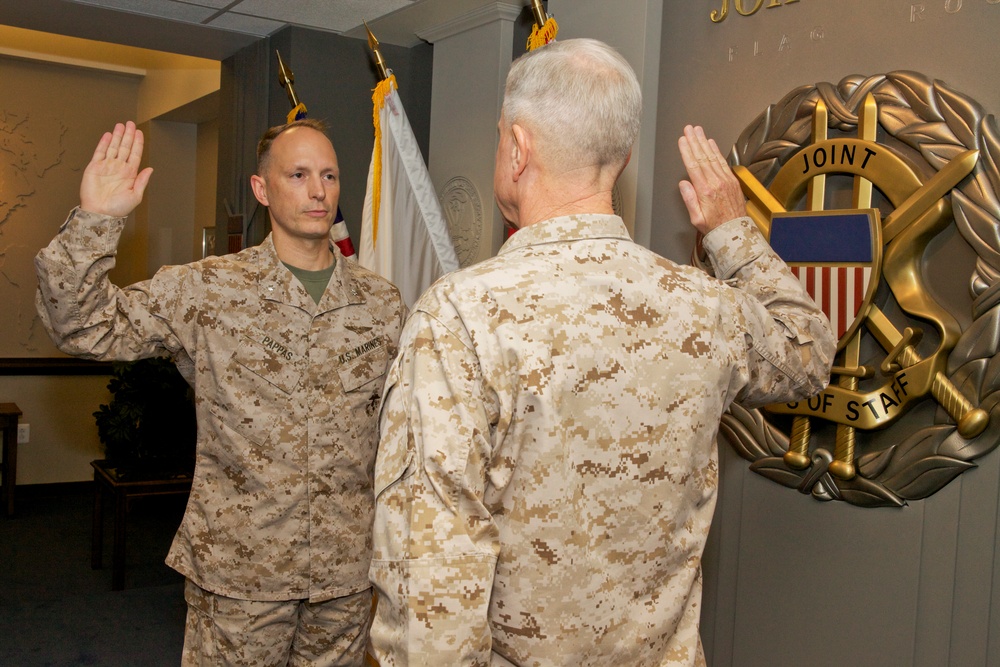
302, 219, 335, 238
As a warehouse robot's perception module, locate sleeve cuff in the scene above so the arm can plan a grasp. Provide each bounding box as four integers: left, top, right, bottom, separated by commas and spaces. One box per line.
700, 216, 769, 279
58, 207, 128, 254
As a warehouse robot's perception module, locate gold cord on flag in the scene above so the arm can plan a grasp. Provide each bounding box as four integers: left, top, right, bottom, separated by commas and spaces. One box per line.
526, 0, 558, 51
286, 103, 307, 124
527, 17, 558, 50
369, 75, 397, 246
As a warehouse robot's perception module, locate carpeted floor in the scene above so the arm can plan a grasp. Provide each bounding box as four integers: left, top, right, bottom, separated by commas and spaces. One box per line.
0, 484, 187, 666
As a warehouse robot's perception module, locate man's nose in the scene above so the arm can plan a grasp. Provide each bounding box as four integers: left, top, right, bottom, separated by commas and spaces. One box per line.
309, 176, 326, 200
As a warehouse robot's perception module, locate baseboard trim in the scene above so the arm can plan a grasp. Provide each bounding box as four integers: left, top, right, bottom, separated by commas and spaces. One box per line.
16, 480, 94, 497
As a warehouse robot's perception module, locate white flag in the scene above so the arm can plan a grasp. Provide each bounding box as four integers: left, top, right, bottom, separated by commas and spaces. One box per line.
360, 75, 458, 307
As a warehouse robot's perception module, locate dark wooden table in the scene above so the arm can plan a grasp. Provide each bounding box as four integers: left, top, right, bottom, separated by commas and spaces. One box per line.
90, 459, 192, 590
0, 403, 22, 517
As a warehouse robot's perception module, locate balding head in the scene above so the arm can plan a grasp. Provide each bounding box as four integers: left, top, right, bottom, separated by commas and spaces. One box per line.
501, 38, 642, 175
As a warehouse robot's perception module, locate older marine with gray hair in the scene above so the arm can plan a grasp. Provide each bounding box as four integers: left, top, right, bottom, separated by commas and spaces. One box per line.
369, 38, 835, 666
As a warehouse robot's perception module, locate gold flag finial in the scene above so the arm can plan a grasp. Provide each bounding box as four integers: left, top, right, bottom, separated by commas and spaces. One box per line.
275, 50, 300, 109
276, 50, 308, 123
530, 0, 547, 27
365, 21, 390, 81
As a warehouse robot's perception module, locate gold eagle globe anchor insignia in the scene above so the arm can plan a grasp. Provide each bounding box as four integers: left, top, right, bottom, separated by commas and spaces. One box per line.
719, 72, 1000, 507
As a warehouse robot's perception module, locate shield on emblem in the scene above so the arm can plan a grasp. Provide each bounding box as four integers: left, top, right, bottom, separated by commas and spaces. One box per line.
767, 209, 882, 349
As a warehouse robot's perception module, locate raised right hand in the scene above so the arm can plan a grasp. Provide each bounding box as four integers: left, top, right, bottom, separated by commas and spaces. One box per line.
80, 121, 154, 218
677, 124, 746, 235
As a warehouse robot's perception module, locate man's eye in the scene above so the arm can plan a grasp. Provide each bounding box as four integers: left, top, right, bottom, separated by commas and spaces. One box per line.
291, 172, 303, 179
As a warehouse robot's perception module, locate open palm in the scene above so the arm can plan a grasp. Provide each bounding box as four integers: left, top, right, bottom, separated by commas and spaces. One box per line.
80, 121, 153, 218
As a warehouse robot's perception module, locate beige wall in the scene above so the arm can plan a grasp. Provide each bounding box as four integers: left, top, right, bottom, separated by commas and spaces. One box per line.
195, 119, 220, 260
0, 375, 111, 486
644, 2, 1000, 666
651, 0, 1000, 262
0, 49, 218, 484
138, 67, 219, 125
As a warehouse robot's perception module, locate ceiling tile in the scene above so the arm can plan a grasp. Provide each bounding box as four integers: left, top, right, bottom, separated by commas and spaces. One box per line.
231, 0, 416, 33
208, 12, 285, 37
176, 0, 233, 7
70, 0, 216, 23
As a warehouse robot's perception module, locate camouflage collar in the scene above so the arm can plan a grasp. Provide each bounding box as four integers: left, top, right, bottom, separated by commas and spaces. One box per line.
498, 214, 631, 255
256, 235, 363, 313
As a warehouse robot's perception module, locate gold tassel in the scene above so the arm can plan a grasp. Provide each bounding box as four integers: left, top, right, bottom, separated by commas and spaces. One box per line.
526, 17, 558, 51
370, 75, 397, 246
286, 102, 308, 124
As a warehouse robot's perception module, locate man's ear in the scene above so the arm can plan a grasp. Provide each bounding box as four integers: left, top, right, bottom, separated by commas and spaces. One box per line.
511, 123, 530, 181
250, 174, 269, 207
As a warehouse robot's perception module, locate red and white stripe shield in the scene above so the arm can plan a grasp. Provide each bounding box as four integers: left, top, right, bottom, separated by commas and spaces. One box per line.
789, 265, 873, 339
768, 209, 882, 347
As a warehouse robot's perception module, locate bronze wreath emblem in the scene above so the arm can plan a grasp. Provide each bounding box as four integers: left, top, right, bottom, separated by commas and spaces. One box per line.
721, 71, 1000, 507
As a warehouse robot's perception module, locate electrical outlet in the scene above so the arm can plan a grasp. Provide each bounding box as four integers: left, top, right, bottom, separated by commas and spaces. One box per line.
17, 423, 29, 444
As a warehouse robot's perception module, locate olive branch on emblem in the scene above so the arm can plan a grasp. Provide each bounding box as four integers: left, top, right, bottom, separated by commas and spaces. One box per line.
720, 71, 1000, 507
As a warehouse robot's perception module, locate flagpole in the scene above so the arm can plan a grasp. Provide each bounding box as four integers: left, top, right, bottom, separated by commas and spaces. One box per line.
364, 22, 391, 82
275, 50, 300, 109
361, 24, 396, 262
359, 23, 459, 305
273, 49, 356, 258
529, 0, 547, 27
275, 50, 307, 123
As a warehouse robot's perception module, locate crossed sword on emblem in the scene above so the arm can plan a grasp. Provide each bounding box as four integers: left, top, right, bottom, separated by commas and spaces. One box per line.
732, 107, 987, 482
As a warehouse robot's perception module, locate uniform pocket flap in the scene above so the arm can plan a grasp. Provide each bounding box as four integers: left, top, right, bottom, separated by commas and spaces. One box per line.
337, 337, 389, 392
231, 327, 303, 394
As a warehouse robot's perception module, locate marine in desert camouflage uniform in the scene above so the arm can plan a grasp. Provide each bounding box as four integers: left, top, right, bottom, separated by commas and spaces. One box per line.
369, 39, 835, 666
35, 119, 405, 666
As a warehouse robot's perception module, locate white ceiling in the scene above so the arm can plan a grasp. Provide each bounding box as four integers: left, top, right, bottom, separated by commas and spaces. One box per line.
66, 0, 422, 38
0, 0, 529, 60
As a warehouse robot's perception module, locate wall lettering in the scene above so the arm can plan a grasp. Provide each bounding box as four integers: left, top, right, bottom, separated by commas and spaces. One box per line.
912, 0, 999, 21
729, 1, 995, 61
728, 27, 823, 61
711, 0, 800, 23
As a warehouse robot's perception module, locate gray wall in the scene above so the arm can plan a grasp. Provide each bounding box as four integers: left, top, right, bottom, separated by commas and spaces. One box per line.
217, 27, 433, 249
647, 2, 1000, 665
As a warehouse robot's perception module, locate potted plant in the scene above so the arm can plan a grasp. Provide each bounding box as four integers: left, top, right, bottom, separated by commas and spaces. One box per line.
93, 357, 196, 480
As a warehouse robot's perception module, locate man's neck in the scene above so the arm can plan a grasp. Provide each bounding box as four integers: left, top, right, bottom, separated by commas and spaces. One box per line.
512, 162, 619, 229
517, 190, 616, 229
272, 235, 334, 271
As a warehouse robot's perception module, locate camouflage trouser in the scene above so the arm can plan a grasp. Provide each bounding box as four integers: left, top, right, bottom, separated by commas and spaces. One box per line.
181, 580, 372, 667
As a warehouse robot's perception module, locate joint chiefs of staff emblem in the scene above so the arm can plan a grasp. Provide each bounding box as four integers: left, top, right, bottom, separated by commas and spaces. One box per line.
716, 71, 1000, 507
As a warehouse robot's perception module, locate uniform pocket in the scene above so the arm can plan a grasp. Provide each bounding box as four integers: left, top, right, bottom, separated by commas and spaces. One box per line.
374, 444, 414, 499
208, 399, 277, 448
208, 328, 303, 447
231, 327, 303, 394
337, 337, 389, 393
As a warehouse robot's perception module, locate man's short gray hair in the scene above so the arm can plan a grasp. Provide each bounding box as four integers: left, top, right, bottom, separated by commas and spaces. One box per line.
501, 38, 642, 173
